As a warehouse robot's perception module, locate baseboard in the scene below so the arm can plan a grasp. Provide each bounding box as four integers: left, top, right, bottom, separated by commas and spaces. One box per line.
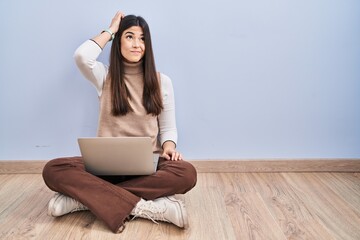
190, 159, 360, 173
0, 159, 359, 174
0, 160, 47, 174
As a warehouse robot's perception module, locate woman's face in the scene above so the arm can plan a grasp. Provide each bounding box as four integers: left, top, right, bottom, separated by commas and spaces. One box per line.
120, 26, 145, 63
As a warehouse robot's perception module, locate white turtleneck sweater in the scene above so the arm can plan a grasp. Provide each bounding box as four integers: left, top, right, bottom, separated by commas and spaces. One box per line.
73, 40, 177, 151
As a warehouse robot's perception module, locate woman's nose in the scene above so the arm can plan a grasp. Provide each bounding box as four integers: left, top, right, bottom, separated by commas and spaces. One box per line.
132, 39, 140, 47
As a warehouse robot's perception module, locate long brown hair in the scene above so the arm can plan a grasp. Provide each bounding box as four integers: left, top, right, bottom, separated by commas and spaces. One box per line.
108, 15, 163, 116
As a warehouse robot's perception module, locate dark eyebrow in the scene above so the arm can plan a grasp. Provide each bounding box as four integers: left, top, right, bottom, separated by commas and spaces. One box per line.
124, 31, 144, 36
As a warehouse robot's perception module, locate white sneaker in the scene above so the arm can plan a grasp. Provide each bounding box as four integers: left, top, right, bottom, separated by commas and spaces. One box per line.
48, 193, 88, 217
131, 196, 188, 229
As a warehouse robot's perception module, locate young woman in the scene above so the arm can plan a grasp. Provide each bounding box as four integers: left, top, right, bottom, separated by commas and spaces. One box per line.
42, 11, 197, 233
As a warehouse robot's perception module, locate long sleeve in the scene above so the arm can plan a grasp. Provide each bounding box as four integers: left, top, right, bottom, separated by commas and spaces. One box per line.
158, 73, 178, 146
73, 40, 108, 96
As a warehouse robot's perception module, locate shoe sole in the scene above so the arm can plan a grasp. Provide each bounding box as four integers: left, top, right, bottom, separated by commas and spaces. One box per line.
166, 196, 189, 229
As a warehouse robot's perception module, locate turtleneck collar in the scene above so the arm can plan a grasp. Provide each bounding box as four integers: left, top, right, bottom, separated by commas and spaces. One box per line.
123, 60, 144, 75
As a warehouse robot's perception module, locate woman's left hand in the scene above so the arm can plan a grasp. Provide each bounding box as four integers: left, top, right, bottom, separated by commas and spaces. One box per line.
161, 141, 183, 161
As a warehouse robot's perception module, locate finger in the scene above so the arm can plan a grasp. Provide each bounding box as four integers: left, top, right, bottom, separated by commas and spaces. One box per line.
171, 151, 178, 161
161, 152, 171, 160
175, 152, 180, 161
172, 152, 181, 161
175, 153, 183, 161
110, 12, 124, 31
116, 11, 124, 17
114, 11, 124, 22
113, 12, 120, 20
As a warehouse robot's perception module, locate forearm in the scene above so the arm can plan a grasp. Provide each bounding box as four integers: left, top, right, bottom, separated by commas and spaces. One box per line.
158, 74, 178, 145
91, 30, 114, 49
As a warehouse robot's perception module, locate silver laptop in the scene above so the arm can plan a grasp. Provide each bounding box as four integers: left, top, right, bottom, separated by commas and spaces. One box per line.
78, 137, 159, 175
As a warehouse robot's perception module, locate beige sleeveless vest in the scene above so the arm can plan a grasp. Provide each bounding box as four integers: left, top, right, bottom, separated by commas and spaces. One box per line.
96, 61, 161, 152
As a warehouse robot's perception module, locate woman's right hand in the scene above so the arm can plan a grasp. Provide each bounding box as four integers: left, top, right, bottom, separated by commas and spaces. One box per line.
90, 11, 125, 49
109, 11, 125, 34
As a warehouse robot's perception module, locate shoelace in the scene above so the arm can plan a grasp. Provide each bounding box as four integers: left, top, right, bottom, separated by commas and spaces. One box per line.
66, 197, 88, 213
72, 203, 88, 212
131, 201, 168, 224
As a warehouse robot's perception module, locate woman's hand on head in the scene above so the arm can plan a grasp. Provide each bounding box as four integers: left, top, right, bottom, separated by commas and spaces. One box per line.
161, 141, 183, 161
109, 11, 125, 34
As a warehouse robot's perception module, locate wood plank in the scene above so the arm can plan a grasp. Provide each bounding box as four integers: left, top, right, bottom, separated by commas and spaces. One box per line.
317, 173, 360, 211
225, 191, 287, 239
184, 186, 237, 240
335, 172, 360, 189
248, 173, 335, 240
0, 175, 53, 239
1, 159, 360, 174
211, 173, 286, 239
282, 173, 360, 240
215, 173, 287, 239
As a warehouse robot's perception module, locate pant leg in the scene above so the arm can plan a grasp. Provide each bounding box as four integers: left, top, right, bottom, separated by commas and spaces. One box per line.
118, 158, 197, 200
42, 157, 140, 233
42, 157, 197, 232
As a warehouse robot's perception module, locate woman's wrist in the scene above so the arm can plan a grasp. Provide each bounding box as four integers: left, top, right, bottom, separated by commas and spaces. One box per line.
108, 26, 117, 34
101, 29, 114, 41
162, 140, 176, 151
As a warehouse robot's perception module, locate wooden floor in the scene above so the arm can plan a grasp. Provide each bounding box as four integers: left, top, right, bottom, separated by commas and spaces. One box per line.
1, 172, 360, 239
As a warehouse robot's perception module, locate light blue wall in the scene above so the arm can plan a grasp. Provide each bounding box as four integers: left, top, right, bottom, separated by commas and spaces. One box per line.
0, 0, 359, 160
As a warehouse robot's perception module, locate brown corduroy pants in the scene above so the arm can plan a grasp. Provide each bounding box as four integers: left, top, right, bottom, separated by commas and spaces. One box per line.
42, 156, 197, 233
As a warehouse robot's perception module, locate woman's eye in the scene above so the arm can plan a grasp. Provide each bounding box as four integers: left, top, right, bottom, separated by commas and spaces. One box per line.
126, 35, 133, 40
140, 37, 145, 42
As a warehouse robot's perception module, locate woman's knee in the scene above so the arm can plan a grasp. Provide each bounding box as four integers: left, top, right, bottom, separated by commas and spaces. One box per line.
165, 160, 197, 193
160, 159, 197, 188
42, 157, 83, 190
181, 161, 197, 190
43, 159, 60, 191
